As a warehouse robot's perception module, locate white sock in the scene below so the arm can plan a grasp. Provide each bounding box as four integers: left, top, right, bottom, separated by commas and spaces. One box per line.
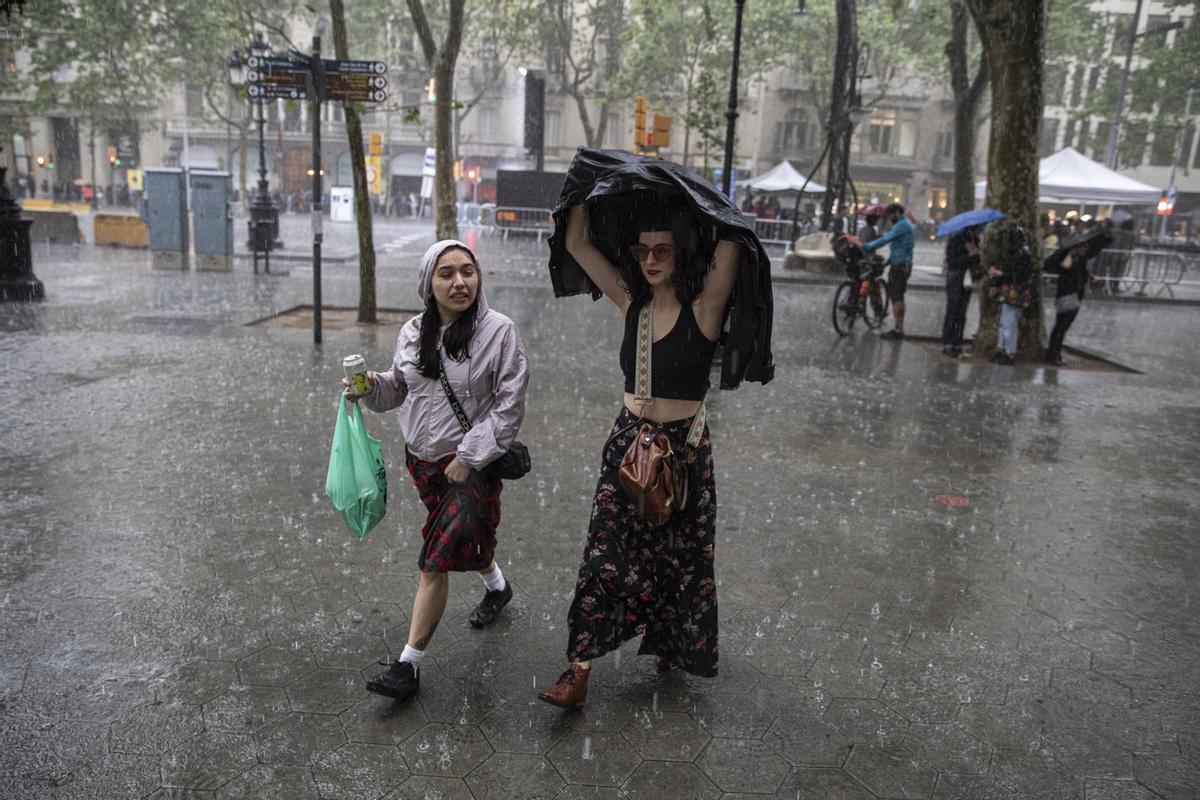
399, 644, 425, 675
480, 565, 506, 593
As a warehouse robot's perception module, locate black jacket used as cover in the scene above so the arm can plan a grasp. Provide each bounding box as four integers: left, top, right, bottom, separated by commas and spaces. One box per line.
547, 147, 774, 389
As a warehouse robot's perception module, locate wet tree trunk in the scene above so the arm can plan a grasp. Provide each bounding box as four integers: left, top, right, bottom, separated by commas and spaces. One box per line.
945, 1, 989, 215
820, 0, 856, 231
967, 0, 1046, 357
330, 0, 377, 323
407, 0, 465, 241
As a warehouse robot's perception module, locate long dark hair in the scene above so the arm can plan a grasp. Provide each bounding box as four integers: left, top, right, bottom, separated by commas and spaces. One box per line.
617, 203, 706, 306
416, 245, 480, 378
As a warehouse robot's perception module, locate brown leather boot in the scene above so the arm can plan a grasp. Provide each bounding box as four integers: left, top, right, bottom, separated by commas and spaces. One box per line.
537, 664, 589, 709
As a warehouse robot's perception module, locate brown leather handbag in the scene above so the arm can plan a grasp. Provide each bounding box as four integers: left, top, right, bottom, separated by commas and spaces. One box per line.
604, 301, 705, 528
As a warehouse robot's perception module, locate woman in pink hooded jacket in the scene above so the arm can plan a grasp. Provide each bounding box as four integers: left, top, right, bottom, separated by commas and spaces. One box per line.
346, 239, 529, 704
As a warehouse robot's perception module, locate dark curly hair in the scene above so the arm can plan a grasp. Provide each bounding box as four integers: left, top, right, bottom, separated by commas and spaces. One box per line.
616, 202, 706, 306
416, 245, 480, 379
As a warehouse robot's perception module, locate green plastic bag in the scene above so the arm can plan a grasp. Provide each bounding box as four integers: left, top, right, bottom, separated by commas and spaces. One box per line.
325, 394, 388, 540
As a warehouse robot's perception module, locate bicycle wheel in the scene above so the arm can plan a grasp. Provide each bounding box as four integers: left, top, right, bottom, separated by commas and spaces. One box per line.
864, 278, 890, 328
832, 282, 858, 336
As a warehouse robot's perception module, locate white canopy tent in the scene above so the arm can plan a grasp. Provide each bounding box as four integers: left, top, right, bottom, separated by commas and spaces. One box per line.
975, 147, 1160, 205
739, 160, 827, 195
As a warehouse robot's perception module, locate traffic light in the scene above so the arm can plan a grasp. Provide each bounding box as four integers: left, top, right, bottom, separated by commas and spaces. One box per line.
466, 166, 477, 182
1157, 195, 1174, 216
651, 114, 672, 148
634, 96, 647, 148
34, 154, 46, 167
46, 154, 54, 169
108, 146, 117, 166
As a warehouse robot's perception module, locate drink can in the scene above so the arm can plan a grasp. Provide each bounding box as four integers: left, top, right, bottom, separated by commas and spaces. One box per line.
342, 354, 371, 395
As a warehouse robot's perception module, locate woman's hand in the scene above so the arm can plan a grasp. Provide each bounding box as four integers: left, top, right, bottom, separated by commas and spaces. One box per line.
342, 371, 375, 402
444, 456, 471, 484
986, 266, 1002, 279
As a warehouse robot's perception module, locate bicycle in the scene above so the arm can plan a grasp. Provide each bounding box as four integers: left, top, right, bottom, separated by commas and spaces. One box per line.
831, 235, 889, 336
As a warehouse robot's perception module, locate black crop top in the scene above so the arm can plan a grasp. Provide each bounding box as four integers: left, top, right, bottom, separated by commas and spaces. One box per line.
619, 300, 718, 401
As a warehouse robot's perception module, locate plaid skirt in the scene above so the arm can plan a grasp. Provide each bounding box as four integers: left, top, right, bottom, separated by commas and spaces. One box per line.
565, 407, 719, 677
405, 450, 502, 573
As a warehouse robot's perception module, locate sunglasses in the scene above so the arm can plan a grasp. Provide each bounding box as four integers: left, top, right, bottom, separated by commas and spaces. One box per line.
628, 243, 675, 263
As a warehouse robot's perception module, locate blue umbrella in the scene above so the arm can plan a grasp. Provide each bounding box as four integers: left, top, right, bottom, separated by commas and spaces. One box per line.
936, 208, 1005, 239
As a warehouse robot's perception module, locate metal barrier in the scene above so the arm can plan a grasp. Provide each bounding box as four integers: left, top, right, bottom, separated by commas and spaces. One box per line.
744, 215, 800, 247
491, 206, 554, 240
1085, 249, 1192, 298
457, 202, 490, 227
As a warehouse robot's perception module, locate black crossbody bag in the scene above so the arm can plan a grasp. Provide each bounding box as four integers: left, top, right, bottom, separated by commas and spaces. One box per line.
437, 352, 531, 480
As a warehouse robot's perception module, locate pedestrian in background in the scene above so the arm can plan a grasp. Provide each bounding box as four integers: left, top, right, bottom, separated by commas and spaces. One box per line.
941, 225, 981, 357
986, 226, 1034, 365
346, 239, 529, 704
1043, 242, 1090, 366
863, 203, 915, 340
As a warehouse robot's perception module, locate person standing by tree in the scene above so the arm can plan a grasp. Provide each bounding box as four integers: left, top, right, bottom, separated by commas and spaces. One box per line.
986, 226, 1034, 365
348, 240, 529, 704
941, 225, 982, 357
863, 203, 915, 340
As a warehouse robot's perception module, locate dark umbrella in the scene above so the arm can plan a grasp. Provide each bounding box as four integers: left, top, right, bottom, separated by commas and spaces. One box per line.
546, 147, 773, 388
1044, 227, 1114, 271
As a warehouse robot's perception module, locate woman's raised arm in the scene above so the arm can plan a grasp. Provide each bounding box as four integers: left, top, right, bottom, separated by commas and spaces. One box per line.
695, 239, 740, 341
565, 203, 628, 311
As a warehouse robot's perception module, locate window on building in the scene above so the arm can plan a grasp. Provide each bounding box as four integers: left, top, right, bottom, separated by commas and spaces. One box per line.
934, 128, 954, 159
1064, 119, 1076, 149
284, 102, 302, 133
1069, 65, 1087, 108
896, 121, 917, 157
1146, 14, 1172, 46
1150, 123, 1179, 166
867, 110, 895, 155
1120, 120, 1149, 168
775, 108, 810, 153
1044, 63, 1067, 106
1076, 121, 1090, 152
478, 106, 499, 143
545, 109, 562, 146
1039, 118, 1060, 156
1112, 14, 1135, 52
1092, 121, 1112, 159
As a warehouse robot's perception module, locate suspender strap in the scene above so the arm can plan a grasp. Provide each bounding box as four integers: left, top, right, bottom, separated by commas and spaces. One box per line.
636, 299, 707, 450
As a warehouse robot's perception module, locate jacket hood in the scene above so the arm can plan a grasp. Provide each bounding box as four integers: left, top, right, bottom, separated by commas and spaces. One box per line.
417, 239, 489, 316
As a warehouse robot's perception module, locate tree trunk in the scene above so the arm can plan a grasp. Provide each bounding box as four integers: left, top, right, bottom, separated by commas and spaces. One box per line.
238, 125, 248, 207
946, 0, 989, 215
330, 0, 378, 323
969, 0, 1045, 357
407, 0, 464, 241
821, 0, 857, 232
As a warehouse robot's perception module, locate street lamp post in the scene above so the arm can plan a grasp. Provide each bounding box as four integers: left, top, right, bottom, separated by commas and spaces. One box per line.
721, 0, 746, 199
231, 32, 280, 274
1158, 86, 1196, 238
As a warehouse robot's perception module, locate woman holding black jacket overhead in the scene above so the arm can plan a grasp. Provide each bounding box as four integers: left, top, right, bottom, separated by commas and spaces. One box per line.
1043, 243, 1090, 367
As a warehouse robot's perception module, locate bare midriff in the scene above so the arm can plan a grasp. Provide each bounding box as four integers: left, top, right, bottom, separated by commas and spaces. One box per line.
623, 393, 703, 424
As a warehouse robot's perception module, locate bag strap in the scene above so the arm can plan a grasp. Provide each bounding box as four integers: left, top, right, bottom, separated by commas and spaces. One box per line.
437, 350, 473, 434
635, 299, 706, 450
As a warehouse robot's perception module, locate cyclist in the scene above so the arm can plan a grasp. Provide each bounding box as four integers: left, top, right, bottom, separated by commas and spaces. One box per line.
863, 203, 915, 340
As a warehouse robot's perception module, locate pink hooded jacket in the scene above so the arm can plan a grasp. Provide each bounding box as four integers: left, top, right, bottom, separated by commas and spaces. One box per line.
363, 240, 529, 470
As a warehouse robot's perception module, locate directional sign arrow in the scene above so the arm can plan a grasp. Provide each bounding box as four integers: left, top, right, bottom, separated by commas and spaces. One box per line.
323, 58, 387, 75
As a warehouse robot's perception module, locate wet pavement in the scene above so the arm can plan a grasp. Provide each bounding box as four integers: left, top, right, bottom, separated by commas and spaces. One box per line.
2, 232, 1199, 799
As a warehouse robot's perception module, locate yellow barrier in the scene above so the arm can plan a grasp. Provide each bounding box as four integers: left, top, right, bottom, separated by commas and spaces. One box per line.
19, 199, 93, 214
94, 213, 149, 249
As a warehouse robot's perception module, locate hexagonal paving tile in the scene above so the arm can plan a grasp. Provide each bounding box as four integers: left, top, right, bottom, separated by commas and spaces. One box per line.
478, 696, 573, 754
548, 731, 641, 787
287, 668, 364, 715
416, 672, 502, 725
165, 659, 240, 706
212, 763, 320, 799
807, 658, 886, 699
689, 693, 776, 739
900, 722, 992, 775
1037, 727, 1133, 780
764, 713, 852, 767
189, 625, 270, 662
159, 730, 257, 791
621, 761, 720, 800
696, 738, 790, 794
382, 775, 474, 800
236, 644, 316, 687
109, 702, 205, 756
844, 744, 939, 799
824, 698, 910, 747
398, 722, 492, 779
465, 752, 565, 800
203, 684, 290, 733
253, 712, 347, 766
311, 742, 410, 799
340, 694, 430, 747
312, 628, 388, 672
773, 767, 878, 799
621, 710, 711, 761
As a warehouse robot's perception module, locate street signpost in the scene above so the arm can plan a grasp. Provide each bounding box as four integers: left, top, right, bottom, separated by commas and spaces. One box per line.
247, 47, 387, 344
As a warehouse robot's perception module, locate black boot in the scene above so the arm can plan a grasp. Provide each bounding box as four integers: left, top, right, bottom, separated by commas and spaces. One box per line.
469, 582, 513, 628
366, 660, 419, 702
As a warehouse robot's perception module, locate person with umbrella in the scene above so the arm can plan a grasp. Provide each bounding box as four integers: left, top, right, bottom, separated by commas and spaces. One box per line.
935, 208, 1004, 357
1042, 227, 1112, 366
862, 203, 915, 340
535, 198, 741, 709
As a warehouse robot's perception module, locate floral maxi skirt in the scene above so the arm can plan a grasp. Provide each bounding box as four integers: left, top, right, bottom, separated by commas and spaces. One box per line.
565, 407, 719, 677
